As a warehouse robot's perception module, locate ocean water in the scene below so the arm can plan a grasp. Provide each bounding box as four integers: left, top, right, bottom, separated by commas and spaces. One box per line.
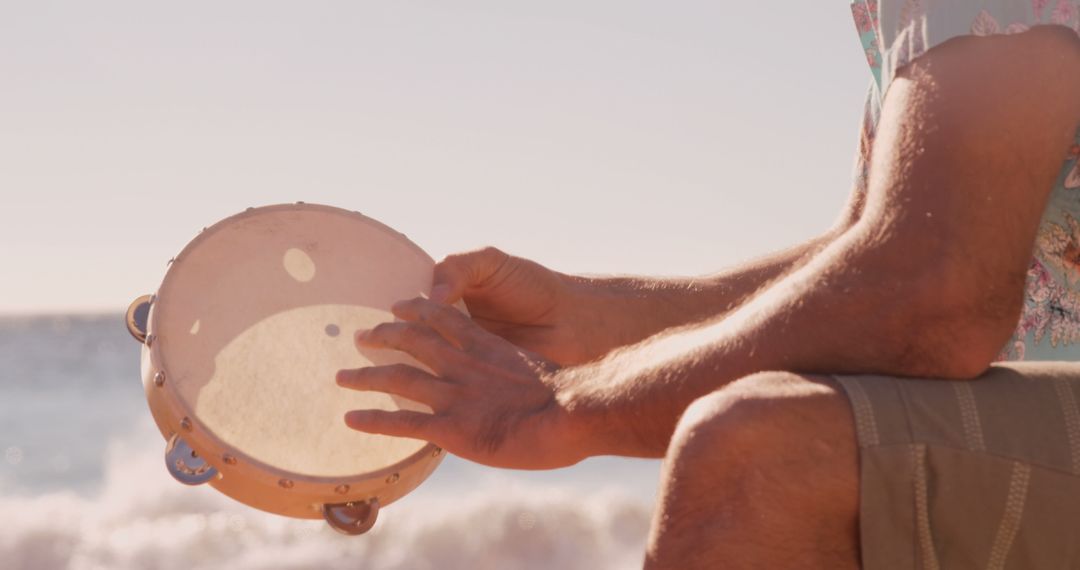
0, 315, 660, 570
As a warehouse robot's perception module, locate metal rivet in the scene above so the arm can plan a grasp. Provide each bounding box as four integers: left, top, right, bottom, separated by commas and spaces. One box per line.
279, 479, 294, 489
153, 371, 166, 387
145, 335, 155, 348
222, 454, 237, 465
432, 447, 442, 457
334, 484, 350, 495
179, 417, 192, 431
245, 207, 254, 212
167, 258, 175, 266
385, 473, 399, 484
296, 201, 305, 205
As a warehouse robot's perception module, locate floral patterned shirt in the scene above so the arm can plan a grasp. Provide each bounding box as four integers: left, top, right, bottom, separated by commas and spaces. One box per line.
849, 0, 1080, 361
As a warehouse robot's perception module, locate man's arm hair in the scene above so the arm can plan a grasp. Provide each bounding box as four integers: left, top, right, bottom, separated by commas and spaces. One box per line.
566, 230, 843, 355
561, 174, 874, 358
560, 26, 1080, 457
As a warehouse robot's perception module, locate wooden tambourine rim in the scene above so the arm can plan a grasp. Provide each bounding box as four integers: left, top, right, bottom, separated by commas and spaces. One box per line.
142, 203, 445, 519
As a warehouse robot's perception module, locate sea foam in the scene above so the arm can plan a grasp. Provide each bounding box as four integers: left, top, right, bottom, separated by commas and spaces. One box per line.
0, 433, 652, 570
0, 315, 656, 569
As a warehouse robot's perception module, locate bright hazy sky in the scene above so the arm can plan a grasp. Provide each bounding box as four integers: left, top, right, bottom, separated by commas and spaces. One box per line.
0, 1, 869, 314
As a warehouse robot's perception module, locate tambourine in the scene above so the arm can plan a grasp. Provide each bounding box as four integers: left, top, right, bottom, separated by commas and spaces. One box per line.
125, 203, 445, 535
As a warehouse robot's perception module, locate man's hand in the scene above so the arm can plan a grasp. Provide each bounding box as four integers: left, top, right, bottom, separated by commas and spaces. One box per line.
429, 241, 849, 367
337, 28, 1080, 464
429, 247, 598, 365
336, 297, 584, 470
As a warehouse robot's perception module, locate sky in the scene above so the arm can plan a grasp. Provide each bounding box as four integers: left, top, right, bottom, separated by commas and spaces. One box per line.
0, 1, 870, 314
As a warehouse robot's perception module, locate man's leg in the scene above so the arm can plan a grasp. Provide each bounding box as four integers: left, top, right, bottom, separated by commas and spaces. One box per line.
646, 371, 861, 569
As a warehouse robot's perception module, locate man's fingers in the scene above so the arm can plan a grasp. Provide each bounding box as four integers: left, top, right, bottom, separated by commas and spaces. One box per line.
336, 364, 456, 409
356, 322, 464, 374
343, 409, 438, 441
392, 297, 483, 350
431, 246, 510, 304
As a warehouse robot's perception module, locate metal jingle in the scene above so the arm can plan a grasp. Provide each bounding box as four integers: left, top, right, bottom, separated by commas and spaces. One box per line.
322, 498, 380, 536
125, 294, 153, 343
165, 434, 218, 486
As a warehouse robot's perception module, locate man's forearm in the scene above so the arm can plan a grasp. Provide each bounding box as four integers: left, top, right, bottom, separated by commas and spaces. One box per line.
555, 221, 1021, 459
560, 229, 843, 361
562, 26, 1080, 458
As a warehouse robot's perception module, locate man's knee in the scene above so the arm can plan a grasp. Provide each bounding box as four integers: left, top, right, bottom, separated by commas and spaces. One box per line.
670, 371, 837, 464
665, 370, 859, 513
651, 371, 861, 569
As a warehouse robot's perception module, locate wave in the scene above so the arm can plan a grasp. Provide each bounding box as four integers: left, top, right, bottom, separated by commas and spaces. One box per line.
0, 431, 653, 570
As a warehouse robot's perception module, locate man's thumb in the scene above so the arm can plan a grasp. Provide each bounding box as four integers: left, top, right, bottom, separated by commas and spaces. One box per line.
431, 247, 509, 304
430, 259, 470, 304
429, 283, 454, 304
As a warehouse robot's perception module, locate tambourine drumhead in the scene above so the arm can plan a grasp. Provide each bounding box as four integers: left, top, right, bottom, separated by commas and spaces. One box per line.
147, 204, 440, 506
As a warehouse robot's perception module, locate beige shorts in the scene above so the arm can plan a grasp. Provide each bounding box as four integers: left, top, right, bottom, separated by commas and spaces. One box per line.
833, 362, 1080, 569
